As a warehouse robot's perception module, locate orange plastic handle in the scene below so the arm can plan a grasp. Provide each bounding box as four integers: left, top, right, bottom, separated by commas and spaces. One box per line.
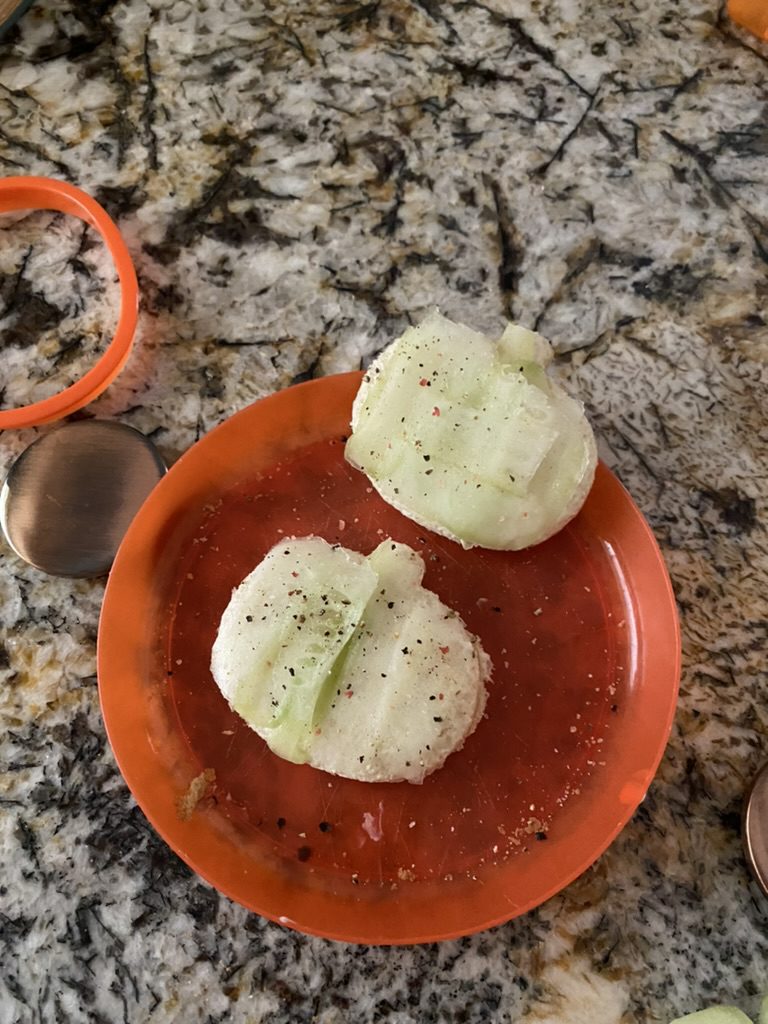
728, 0, 768, 39
0, 176, 138, 430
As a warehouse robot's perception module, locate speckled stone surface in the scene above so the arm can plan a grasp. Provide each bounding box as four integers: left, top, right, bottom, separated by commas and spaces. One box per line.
1, 1, 768, 1022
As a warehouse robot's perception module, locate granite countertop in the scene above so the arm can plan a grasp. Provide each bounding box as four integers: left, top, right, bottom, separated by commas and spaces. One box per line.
1, 1, 767, 1021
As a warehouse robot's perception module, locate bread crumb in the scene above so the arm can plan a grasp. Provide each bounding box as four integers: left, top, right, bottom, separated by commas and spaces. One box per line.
177, 768, 216, 821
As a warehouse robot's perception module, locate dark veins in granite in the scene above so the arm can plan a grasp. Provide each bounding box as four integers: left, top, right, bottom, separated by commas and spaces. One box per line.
1, 1, 768, 1023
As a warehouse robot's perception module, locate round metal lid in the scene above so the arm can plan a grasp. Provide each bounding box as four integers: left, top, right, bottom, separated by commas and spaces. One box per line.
744, 759, 768, 897
0, 419, 165, 578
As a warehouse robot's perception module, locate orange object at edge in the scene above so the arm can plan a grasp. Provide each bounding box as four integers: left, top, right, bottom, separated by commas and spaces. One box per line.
728, 0, 768, 40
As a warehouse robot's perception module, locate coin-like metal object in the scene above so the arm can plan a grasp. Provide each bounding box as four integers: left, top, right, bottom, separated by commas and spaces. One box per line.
744, 759, 768, 898
0, 420, 165, 578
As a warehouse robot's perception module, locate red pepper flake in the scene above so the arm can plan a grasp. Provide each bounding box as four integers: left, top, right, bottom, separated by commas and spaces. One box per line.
432, 406, 441, 416
291, 571, 299, 578
345, 691, 354, 698
439, 645, 449, 654
419, 377, 430, 387
438, 693, 444, 701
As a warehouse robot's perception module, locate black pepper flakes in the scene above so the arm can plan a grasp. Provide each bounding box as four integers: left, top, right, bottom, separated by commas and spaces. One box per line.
246, 615, 253, 622
277, 817, 286, 829
319, 821, 332, 833
297, 846, 312, 862
535, 832, 548, 841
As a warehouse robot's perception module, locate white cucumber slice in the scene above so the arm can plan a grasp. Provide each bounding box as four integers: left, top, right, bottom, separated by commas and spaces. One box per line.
669, 1009, 754, 1024
211, 538, 490, 782
346, 310, 597, 550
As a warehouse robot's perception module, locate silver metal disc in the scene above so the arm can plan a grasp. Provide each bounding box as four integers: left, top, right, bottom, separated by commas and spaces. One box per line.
744, 759, 768, 897
0, 419, 165, 578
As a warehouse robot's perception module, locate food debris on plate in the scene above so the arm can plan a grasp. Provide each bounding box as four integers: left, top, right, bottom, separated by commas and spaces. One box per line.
176, 768, 216, 821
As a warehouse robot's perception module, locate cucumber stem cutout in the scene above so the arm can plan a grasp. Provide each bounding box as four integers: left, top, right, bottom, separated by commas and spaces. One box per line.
345, 310, 598, 551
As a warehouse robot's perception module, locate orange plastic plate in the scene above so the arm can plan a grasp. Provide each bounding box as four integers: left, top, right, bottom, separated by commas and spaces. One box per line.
98, 373, 680, 945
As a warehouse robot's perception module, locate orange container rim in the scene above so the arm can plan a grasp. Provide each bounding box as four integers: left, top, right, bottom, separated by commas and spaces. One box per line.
0, 176, 138, 430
